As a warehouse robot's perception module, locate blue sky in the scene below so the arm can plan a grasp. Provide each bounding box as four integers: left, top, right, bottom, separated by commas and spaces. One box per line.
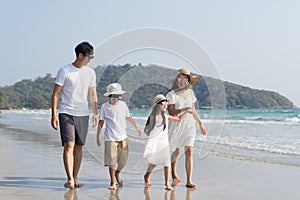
1, 0, 300, 106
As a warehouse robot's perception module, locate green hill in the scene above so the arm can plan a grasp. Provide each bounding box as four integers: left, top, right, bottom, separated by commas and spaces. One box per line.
0, 64, 294, 109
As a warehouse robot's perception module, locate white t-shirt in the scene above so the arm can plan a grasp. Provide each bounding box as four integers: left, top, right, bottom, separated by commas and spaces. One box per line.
99, 101, 130, 141
55, 63, 96, 116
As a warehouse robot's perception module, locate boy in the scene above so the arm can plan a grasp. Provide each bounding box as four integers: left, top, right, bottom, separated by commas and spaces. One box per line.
96, 83, 141, 190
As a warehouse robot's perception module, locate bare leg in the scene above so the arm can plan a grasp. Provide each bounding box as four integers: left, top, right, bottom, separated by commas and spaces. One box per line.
115, 140, 128, 186
171, 148, 182, 182
164, 166, 173, 190
185, 146, 197, 188
144, 164, 155, 188
115, 164, 125, 186
108, 166, 116, 190
73, 144, 83, 188
63, 142, 75, 189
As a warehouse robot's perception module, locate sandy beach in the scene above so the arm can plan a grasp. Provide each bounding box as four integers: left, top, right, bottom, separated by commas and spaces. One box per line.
0, 124, 299, 200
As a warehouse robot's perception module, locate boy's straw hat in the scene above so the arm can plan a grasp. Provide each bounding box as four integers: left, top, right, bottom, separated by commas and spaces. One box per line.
104, 83, 126, 96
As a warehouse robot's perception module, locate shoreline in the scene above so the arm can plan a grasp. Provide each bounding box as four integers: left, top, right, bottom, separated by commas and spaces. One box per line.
0, 126, 300, 199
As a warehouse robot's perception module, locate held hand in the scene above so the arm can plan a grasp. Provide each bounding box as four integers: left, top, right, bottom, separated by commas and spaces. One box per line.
200, 124, 207, 136
137, 127, 142, 136
186, 108, 194, 114
92, 113, 98, 127
51, 117, 59, 130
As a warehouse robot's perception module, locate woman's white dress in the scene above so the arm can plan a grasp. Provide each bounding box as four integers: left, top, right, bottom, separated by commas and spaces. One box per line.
143, 116, 171, 167
166, 89, 197, 152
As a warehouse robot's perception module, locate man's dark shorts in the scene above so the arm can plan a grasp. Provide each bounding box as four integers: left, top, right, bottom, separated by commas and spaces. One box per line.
58, 113, 89, 146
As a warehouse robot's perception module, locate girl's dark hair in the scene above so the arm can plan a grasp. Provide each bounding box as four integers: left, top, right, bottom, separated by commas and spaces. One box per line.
75, 41, 94, 57
144, 103, 166, 136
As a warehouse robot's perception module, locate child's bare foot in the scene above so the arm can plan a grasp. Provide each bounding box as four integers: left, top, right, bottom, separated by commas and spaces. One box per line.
115, 170, 123, 186
108, 183, 116, 190
144, 174, 152, 188
185, 182, 197, 188
165, 185, 174, 191
172, 175, 182, 183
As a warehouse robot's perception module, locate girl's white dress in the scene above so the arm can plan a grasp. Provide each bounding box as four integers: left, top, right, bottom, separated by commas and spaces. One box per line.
143, 116, 171, 167
166, 89, 197, 152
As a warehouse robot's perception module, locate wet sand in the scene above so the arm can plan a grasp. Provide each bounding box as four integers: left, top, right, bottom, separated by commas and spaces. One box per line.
0, 127, 299, 200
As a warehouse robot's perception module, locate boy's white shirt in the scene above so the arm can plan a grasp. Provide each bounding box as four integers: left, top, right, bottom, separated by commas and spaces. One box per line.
99, 101, 130, 141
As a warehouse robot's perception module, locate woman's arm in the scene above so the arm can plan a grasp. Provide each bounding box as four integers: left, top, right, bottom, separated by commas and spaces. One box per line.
191, 104, 207, 135
168, 108, 192, 122
167, 104, 192, 116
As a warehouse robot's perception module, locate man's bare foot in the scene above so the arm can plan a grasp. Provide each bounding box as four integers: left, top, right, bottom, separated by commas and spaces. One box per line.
74, 179, 84, 188
144, 174, 152, 188
115, 170, 123, 186
64, 180, 75, 189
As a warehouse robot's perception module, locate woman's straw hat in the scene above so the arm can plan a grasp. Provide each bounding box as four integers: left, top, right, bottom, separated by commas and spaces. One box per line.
171, 68, 198, 87
104, 83, 126, 96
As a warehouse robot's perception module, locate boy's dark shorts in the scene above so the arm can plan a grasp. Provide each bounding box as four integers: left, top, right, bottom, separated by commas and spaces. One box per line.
58, 113, 89, 146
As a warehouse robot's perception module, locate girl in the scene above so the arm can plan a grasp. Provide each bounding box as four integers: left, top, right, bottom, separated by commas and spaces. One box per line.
143, 94, 191, 190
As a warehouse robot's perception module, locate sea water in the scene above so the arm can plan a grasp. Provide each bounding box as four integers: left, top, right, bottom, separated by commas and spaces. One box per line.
0, 109, 299, 171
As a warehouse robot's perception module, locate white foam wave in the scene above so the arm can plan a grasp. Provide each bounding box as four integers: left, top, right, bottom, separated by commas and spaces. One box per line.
200, 136, 300, 156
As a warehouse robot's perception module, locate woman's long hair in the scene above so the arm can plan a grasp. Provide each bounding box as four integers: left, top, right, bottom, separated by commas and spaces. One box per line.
144, 104, 166, 136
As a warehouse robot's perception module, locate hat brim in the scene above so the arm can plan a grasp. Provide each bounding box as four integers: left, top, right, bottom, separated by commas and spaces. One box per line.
151, 98, 169, 109
170, 74, 198, 87
153, 97, 169, 106
104, 91, 126, 96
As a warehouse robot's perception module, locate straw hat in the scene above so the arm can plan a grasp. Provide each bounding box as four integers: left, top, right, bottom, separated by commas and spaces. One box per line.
152, 94, 168, 106
171, 68, 198, 87
104, 83, 126, 96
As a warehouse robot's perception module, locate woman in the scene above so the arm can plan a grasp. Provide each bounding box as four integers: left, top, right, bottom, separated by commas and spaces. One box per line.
166, 68, 207, 188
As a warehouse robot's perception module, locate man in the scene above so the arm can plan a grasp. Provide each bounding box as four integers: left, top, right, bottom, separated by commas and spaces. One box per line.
51, 41, 98, 189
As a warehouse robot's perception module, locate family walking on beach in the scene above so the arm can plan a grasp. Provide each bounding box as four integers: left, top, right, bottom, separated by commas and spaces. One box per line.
50, 41, 206, 191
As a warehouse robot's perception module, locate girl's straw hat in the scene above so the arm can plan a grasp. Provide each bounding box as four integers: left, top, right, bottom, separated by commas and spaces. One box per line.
152, 94, 168, 106
171, 68, 198, 87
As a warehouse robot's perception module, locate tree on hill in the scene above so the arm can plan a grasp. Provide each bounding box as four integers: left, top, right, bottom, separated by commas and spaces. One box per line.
0, 65, 294, 110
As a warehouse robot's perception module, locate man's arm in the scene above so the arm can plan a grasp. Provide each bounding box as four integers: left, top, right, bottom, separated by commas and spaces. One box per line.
89, 87, 98, 127
51, 84, 62, 130
96, 120, 104, 146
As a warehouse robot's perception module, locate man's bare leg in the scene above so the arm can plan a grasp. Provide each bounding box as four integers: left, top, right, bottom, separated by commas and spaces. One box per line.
73, 144, 83, 188
63, 142, 75, 189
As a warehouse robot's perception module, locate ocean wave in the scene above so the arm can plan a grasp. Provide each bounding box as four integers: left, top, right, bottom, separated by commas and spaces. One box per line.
195, 136, 300, 156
